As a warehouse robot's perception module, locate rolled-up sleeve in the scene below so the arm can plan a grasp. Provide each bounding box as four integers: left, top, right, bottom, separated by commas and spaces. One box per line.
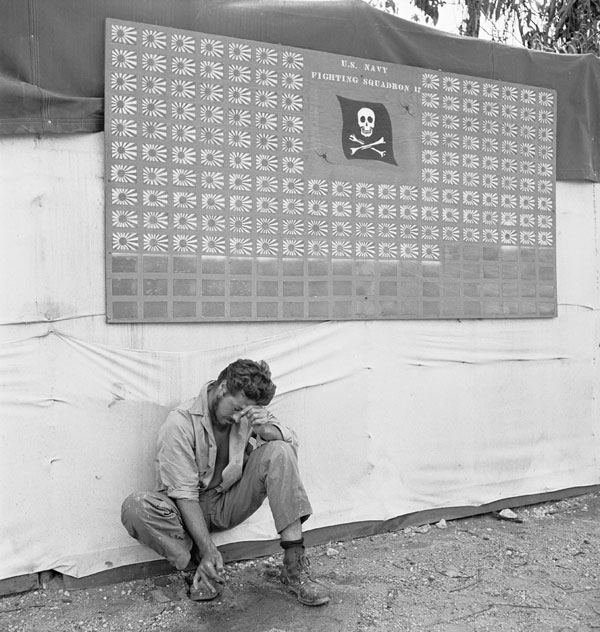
256, 411, 299, 450
156, 409, 200, 501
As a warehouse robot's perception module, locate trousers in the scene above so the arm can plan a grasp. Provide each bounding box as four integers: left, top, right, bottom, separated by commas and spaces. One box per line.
121, 440, 312, 570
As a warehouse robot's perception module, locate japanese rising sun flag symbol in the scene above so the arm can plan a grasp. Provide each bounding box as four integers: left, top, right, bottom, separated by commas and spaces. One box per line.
338, 96, 397, 166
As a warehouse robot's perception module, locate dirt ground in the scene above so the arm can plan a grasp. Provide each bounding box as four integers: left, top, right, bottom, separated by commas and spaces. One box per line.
2, 491, 600, 632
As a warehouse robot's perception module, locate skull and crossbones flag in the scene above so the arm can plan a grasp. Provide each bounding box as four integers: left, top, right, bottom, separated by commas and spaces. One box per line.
338, 96, 397, 166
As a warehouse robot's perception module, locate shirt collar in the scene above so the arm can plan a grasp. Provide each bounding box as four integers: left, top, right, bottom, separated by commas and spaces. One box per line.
190, 381, 215, 416
188, 381, 250, 439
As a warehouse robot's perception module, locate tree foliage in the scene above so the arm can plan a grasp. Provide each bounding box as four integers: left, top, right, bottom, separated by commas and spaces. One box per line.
379, 0, 600, 55
515, 0, 600, 54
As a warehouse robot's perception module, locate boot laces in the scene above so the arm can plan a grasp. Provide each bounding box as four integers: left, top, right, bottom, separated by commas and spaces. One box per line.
298, 553, 310, 571
283, 550, 313, 582
294, 554, 317, 584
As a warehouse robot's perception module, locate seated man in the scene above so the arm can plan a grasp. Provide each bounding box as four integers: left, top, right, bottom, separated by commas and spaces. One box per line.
121, 358, 330, 607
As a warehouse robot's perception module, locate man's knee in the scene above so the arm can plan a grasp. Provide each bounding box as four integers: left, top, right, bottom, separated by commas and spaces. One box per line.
120, 492, 192, 571
261, 439, 297, 461
121, 491, 152, 536
257, 440, 301, 476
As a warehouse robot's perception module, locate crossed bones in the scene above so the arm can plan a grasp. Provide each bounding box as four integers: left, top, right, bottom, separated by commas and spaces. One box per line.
349, 134, 386, 157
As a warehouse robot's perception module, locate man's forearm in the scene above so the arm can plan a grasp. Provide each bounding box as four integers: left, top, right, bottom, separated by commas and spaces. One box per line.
254, 423, 284, 442
175, 498, 214, 555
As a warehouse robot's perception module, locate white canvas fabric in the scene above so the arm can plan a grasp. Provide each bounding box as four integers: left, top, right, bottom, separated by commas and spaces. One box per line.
0, 135, 599, 579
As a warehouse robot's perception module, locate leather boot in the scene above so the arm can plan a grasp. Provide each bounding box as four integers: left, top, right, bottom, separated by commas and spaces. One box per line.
280, 543, 330, 606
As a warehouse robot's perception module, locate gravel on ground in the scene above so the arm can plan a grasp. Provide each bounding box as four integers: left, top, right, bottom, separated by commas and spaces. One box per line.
2, 491, 599, 632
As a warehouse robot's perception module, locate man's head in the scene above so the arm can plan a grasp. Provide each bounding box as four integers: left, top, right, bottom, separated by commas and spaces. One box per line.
208, 359, 276, 430
216, 359, 276, 405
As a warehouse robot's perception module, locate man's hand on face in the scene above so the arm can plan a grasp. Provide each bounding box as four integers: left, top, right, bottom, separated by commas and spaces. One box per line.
193, 544, 225, 595
240, 405, 269, 428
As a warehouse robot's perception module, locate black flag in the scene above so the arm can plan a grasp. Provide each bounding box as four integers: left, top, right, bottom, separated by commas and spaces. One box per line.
338, 96, 397, 166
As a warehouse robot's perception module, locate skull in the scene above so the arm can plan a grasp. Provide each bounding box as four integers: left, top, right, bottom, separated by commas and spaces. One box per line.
357, 107, 375, 138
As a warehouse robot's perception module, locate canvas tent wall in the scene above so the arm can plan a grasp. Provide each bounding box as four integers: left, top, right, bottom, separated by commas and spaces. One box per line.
0, 0, 599, 584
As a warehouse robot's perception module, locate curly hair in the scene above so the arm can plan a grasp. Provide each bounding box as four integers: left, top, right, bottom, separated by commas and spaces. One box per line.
216, 358, 276, 405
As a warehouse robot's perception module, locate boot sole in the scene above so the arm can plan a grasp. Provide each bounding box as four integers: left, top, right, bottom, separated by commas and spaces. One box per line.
285, 584, 330, 606
298, 594, 331, 606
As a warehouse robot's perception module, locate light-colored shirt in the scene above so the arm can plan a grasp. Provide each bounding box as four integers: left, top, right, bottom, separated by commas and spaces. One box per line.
156, 382, 297, 500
